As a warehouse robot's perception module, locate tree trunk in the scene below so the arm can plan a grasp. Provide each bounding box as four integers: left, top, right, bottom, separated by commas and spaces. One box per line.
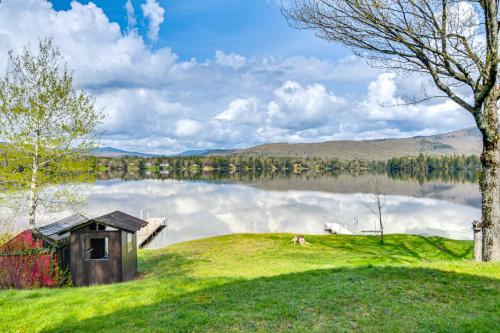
479, 94, 500, 261
27, 141, 39, 228
377, 194, 384, 244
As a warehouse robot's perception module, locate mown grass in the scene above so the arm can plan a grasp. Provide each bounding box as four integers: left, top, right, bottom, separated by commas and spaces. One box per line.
0, 234, 499, 332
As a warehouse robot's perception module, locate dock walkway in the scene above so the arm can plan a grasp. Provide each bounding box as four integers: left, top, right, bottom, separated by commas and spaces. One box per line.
137, 218, 167, 248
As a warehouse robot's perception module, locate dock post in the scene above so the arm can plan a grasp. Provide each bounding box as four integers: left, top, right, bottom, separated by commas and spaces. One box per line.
472, 220, 483, 262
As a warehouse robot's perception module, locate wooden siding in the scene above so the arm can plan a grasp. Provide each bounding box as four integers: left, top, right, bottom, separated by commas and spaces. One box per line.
70, 230, 122, 286
120, 231, 137, 281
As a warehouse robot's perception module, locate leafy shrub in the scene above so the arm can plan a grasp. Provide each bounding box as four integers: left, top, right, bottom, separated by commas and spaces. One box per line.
0, 231, 71, 288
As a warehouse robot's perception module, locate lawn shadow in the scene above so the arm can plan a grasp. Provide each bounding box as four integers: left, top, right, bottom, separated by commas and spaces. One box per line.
418, 236, 473, 259
42, 266, 499, 333
312, 234, 430, 263
313, 235, 457, 263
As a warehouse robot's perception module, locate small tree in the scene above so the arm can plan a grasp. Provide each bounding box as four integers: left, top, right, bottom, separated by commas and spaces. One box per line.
0, 38, 102, 227
363, 177, 386, 244
283, 0, 500, 261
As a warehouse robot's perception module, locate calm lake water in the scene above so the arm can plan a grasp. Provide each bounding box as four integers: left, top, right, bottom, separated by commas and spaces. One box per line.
7, 172, 481, 248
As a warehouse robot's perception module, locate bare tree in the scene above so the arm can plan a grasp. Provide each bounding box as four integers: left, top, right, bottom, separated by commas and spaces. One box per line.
363, 177, 385, 244
283, 0, 500, 261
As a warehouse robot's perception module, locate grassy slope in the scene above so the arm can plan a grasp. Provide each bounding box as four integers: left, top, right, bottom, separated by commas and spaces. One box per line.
235, 128, 482, 160
0, 234, 499, 333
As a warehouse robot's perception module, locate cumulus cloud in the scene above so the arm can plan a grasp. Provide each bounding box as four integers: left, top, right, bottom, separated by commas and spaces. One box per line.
125, 0, 136, 31
0, 0, 477, 154
267, 81, 344, 130
355, 73, 472, 136
215, 50, 247, 70
215, 98, 260, 123
141, 0, 165, 42
175, 119, 203, 137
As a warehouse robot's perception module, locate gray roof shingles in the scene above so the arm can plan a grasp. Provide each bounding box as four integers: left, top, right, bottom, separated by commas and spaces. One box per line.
89, 211, 148, 232
35, 214, 89, 239
33, 211, 148, 242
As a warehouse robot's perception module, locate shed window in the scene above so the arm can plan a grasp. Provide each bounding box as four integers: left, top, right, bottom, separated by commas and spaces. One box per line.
85, 237, 109, 260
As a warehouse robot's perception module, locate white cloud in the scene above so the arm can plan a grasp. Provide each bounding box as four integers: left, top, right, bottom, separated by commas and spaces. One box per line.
175, 119, 203, 137
0, 0, 478, 154
95, 88, 190, 137
125, 0, 136, 31
215, 98, 260, 123
356, 73, 472, 135
215, 50, 247, 70
141, 0, 165, 42
0, 0, 178, 89
267, 81, 345, 130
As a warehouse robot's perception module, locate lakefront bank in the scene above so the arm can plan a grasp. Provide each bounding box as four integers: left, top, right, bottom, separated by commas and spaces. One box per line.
1, 233, 499, 332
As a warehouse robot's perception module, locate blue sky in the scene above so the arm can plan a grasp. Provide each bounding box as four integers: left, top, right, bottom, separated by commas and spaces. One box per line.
0, 0, 474, 153
49, 0, 347, 61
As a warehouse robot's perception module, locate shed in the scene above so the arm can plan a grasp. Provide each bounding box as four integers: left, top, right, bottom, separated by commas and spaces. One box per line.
67, 211, 147, 286
1, 211, 148, 288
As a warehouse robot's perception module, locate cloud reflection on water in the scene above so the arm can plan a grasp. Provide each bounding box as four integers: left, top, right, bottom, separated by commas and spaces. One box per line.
76, 179, 478, 248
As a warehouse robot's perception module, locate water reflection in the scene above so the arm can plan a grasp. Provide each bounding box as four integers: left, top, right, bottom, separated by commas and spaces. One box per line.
4, 173, 480, 247
80, 176, 478, 248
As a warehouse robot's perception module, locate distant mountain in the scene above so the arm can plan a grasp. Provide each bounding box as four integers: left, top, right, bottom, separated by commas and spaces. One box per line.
93, 127, 483, 160
92, 147, 157, 158
234, 127, 483, 160
176, 148, 237, 157
92, 147, 235, 158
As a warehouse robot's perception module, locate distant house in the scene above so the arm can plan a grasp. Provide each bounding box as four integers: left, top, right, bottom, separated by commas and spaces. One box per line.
202, 163, 214, 172
0, 211, 148, 287
292, 163, 302, 173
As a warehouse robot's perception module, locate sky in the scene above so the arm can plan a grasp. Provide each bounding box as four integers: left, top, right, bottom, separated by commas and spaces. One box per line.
0, 0, 476, 154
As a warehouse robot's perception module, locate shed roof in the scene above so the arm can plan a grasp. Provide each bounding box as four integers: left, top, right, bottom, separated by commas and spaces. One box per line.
33, 211, 148, 243
71, 211, 148, 233
35, 214, 89, 241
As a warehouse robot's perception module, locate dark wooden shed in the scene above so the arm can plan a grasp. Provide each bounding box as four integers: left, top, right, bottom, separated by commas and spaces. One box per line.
67, 211, 147, 286
1, 211, 148, 288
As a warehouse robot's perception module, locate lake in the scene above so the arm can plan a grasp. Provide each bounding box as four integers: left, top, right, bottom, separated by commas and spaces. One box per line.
10, 171, 478, 248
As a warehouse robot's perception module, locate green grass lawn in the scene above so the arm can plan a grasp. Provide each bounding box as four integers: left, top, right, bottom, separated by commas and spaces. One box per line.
0, 234, 499, 332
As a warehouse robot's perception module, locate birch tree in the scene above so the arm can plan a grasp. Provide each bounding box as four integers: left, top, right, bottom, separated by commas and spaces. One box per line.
0, 38, 101, 227
283, 0, 500, 261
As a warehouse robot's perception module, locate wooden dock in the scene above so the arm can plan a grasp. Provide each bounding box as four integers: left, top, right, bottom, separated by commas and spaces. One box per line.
137, 218, 167, 248
324, 223, 352, 235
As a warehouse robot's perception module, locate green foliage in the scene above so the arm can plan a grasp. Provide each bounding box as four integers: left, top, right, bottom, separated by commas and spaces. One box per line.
52, 266, 72, 288
0, 232, 13, 247
0, 234, 498, 332
0, 38, 102, 224
387, 154, 482, 173
96, 154, 481, 179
